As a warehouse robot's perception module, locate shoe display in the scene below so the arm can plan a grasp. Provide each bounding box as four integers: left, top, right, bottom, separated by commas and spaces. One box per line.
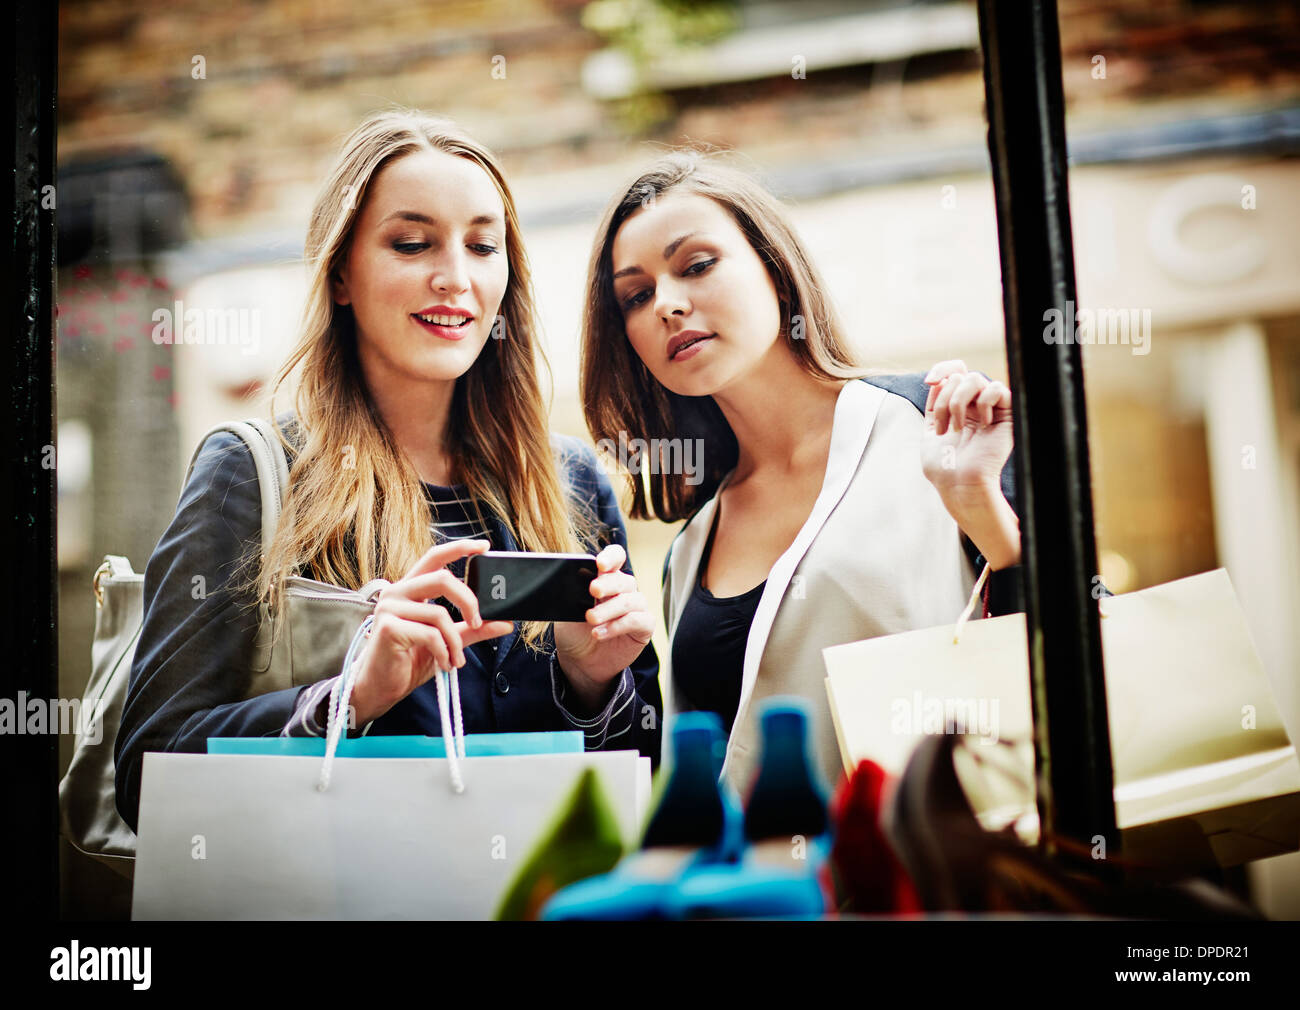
540, 711, 743, 921
667, 698, 835, 920
828, 758, 922, 914
494, 767, 627, 921
884, 733, 1265, 919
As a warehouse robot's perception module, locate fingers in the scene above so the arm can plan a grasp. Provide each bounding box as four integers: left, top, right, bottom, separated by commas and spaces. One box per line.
588, 561, 641, 624
923, 359, 967, 384
389, 569, 483, 629
590, 548, 636, 624
459, 619, 514, 648
594, 543, 626, 574
592, 610, 654, 645
975, 379, 1011, 427
404, 538, 491, 580
371, 604, 512, 670
357, 603, 512, 721
368, 610, 451, 677
584, 548, 652, 644
931, 371, 998, 435
590, 567, 636, 602
587, 589, 648, 628
578, 550, 653, 644
947, 372, 987, 433
923, 359, 967, 413
930, 374, 956, 434
379, 597, 466, 667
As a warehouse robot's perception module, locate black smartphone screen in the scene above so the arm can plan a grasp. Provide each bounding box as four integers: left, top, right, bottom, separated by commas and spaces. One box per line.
465, 551, 598, 622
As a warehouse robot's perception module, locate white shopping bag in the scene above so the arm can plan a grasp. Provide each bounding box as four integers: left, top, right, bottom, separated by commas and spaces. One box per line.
132, 749, 651, 920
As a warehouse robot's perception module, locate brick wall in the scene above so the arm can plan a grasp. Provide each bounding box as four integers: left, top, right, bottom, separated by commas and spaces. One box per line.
57, 1, 1300, 235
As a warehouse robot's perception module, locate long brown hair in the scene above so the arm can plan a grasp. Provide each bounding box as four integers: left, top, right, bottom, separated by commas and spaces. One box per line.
261, 108, 587, 645
581, 150, 870, 522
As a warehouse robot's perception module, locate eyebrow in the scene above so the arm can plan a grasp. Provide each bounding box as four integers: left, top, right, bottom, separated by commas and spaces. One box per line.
381, 210, 503, 227
612, 232, 699, 281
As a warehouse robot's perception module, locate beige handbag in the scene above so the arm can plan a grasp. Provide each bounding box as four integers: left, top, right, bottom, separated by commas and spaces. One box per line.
59, 418, 385, 877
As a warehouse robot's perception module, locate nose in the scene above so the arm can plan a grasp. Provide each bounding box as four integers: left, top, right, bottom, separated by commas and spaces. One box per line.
654, 276, 689, 322
429, 245, 470, 295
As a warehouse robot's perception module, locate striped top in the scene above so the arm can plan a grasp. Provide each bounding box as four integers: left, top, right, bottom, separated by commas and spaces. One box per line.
426, 482, 495, 546
426, 483, 497, 624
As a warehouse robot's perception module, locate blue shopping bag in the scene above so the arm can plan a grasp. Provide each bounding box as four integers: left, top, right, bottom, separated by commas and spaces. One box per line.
207, 731, 585, 759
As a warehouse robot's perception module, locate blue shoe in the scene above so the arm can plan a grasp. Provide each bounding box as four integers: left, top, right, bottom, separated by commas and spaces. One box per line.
541, 712, 743, 920
667, 698, 833, 919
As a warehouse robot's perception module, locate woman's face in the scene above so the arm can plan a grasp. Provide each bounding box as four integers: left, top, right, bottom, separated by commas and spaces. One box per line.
332, 148, 509, 391
610, 190, 783, 398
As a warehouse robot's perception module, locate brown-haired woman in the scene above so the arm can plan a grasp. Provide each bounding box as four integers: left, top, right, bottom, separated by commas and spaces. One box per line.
116, 110, 660, 832
581, 151, 1022, 797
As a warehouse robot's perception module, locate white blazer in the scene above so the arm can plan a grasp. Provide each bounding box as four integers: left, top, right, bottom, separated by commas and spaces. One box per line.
660, 378, 979, 796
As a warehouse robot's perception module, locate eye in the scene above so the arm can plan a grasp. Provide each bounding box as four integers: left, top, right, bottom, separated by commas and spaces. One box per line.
621, 288, 651, 311
469, 243, 500, 256
684, 257, 716, 276
392, 241, 427, 254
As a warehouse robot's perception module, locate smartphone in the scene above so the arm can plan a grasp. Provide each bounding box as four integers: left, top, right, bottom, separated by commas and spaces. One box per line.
464, 551, 599, 623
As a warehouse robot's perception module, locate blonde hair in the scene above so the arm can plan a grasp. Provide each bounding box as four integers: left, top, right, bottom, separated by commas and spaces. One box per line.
261, 109, 587, 645
581, 150, 870, 522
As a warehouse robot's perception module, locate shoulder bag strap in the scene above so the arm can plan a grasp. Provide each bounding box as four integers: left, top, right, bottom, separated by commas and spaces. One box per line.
183, 418, 290, 558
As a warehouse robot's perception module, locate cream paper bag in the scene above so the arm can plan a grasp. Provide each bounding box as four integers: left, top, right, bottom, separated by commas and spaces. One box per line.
823, 568, 1300, 870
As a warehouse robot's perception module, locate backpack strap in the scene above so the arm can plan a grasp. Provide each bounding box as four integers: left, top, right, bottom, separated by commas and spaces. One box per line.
184, 418, 290, 558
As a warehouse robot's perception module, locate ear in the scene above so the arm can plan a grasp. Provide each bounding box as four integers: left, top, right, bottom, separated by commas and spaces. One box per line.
330, 268, 352, 307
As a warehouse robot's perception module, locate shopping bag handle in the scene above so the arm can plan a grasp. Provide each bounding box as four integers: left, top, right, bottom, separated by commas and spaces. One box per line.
316, 615, 468, 794
952, 562, 991, 644
433, 665, 467, 792
948, 562, 1111, 641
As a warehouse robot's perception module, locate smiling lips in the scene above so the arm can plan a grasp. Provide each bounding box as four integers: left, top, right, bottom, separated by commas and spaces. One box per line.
412, 305, 474, 340
666, 330, 715, 361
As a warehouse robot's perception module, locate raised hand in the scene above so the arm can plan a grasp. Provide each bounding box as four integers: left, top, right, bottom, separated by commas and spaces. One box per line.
919, 360, 1021, 570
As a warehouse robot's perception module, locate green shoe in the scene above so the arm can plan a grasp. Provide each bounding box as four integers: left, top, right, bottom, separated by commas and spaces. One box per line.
494, 767, 626, 921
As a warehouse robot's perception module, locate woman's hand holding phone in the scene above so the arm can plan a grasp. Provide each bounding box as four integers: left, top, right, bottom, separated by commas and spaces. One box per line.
349, 539, 513, 726
553, 543, 654, 715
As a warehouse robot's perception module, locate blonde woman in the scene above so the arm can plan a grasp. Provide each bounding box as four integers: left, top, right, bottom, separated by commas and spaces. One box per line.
581, 152, 1023, 799
115, 111, 660, 832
